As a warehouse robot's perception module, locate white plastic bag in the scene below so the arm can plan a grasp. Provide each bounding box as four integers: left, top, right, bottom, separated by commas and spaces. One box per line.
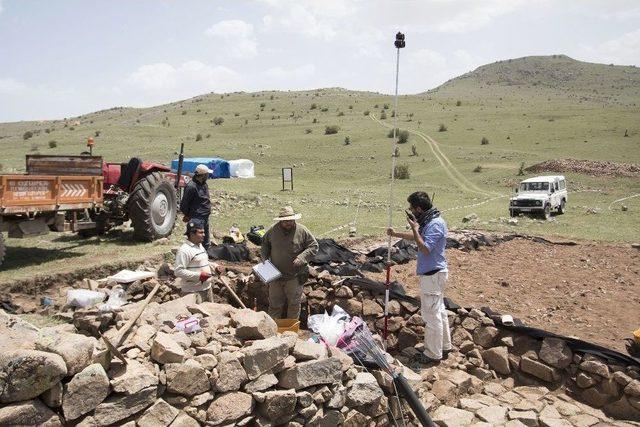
308, 305, 351, 346
67, 289, 106, 308
98, 287, 127, 312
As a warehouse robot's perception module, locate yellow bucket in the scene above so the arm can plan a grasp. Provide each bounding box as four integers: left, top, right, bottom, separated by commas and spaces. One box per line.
634, 328, 640, 345
276, 318, 300, 334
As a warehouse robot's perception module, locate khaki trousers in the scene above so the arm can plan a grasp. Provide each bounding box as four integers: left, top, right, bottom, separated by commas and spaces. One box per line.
181, 288, 213, 304
268, 277, 303, 319
419, 272, 452, 359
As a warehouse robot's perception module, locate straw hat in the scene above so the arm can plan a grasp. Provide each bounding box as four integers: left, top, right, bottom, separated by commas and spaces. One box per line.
273, 206, 302, 221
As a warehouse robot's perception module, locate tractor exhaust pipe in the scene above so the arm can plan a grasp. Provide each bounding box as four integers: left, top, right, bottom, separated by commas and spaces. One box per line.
174, 143, 185, 201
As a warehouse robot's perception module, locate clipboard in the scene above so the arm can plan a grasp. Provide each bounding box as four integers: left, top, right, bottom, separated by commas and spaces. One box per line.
252, 260, 282, 283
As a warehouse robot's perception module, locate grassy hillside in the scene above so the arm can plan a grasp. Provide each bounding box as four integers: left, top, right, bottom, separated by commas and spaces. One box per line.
0, 55, 639, 280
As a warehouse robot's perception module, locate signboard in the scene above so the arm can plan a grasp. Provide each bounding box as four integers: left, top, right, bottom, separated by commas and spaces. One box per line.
282, 167, 293, 191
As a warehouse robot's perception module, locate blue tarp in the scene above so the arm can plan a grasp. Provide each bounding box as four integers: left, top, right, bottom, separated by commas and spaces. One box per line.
171, 157, 231, 179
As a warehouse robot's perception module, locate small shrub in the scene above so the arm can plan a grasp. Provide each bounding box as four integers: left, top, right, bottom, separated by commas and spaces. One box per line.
181, 110, 187, 115
344, 136, 351, 145
23, 131, 33, 140
438, 124, 447, 132
348, 105, 353, 110
94, 130, 101, 137
69, 126, 75, 131
44, 128, 50, 134
518, 162, 525, 176
244, 119, 249, 125
394, 164, 410, 179
363, 110, 370, 116
195, 134, 202, 141
398, 130, 410, 144
305, 128, 312, 134
383, 104, 389, 110
320, 107, 329, 112
213, 117, 224, 125
337, 111, 345, 117
234, 112, 240, 116
374, 104, 379, 108
456, 100, 462, 106
312, 118, 318, 124
206, 134, 211, 138
481, 137, 489, 145
259, 102, 266, 108
310, 103, 318, 110
380, 111, 387, 120
325, 125, 339, 135
48, 140, 57, 148
473, 165, 483, 173
270, 95, 274, 100
387, 128, 399, 138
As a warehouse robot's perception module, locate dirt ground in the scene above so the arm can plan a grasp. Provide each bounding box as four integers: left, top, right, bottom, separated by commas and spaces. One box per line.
365, 238, 640, 353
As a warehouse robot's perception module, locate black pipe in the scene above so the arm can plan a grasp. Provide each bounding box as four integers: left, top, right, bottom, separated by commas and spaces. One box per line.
392, 374, 436, 427
174, 143, 184, 201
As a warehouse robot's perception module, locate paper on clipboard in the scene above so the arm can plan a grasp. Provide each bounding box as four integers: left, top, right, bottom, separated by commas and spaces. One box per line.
252, 260, 282, 283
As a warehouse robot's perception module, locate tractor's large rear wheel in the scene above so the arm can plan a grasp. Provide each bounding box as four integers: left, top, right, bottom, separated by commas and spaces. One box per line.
128, 172, 177, 241
0, 234, 5, 268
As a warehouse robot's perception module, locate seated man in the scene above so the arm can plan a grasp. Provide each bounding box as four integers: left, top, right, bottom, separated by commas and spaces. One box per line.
174, 219, 222, 303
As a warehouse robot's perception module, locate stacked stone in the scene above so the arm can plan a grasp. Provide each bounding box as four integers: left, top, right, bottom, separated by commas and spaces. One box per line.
0, 295, 425, 426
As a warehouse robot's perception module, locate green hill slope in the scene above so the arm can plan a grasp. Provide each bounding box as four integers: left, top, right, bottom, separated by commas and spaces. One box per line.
430, 55, 640, 106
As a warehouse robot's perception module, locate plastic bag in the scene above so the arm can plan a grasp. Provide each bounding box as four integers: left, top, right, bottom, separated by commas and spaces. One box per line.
98, 287, 127, 312
174, 316, 202, 334
307, 305, 351, 346
66, 289, 106, 308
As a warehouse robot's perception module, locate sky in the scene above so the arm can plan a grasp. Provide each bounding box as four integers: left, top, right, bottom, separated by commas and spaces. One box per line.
0, 0, 639, 122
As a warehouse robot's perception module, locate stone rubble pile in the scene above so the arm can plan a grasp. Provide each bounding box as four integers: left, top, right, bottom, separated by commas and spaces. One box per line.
1, 253, 639, 425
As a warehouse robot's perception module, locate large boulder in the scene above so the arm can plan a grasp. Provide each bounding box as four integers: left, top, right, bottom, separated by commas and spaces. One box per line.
244, 373, 279, 393
473, 326, 499, 347
0, 349, 67, 403
214, 351, 248, 392
231, 309, 277, 340
292, 339, 328, 361
165, 359, 210, 396
110, 359, 158, 395
35, 330, 96, 375
520, 357, 560, 382
92, 386, 156, 426
206, 391, 253, 425
539, 338, 572, 369
258, 389, 297, 421
278, 357, 342, 389
482, 346, 511, 375
62, 363, 110, 421
0, 310, 39, 350
0, 399, 61, 426
241, 336, 289, 380
347, 372, 384, 407
151, 332, 185, 364
432, 405, 475, 426
137, 398, 180, 427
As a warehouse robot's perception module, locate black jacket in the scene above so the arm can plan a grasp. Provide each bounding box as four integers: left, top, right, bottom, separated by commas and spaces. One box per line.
180, 180, 211, 218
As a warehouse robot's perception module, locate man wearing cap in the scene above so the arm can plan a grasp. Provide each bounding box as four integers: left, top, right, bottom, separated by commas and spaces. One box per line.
180, 164, 213, 249
387, 191, 452, 364
175, 219, 223, 303
261, 206, 318, 319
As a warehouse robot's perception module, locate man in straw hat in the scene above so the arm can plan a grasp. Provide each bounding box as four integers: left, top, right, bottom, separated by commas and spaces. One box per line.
180, 164, 213, 249
261, 206, 318, 319
175, 218, 224, 303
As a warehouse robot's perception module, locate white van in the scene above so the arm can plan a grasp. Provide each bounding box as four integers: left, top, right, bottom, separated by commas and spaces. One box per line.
509, 175, 568, 219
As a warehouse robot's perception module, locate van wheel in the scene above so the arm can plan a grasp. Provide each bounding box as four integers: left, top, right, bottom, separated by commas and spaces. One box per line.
543, 204, 551, 220
558, 199, 566, 215
509, 209, 518, 217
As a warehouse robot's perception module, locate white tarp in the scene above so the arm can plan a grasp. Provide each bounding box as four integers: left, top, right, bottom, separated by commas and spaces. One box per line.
229, 159, 255, 178
107, 269, 155, 283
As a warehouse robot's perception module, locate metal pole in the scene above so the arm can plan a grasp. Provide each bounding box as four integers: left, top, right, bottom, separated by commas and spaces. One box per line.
385, 32, 404, 348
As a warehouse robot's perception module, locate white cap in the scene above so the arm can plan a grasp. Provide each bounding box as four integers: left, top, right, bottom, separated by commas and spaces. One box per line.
195, 164, 213, 175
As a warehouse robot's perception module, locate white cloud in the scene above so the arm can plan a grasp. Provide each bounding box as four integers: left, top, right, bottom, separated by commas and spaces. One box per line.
204, 19, 258, 59
125, 61, 243, 102
434, 0, 526, 33
578, 29, 640, 66
0, 78, 29, 95
0, 1, 3, 16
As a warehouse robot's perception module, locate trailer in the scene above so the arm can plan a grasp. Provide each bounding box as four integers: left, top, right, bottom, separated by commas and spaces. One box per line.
0, 155, 179, 267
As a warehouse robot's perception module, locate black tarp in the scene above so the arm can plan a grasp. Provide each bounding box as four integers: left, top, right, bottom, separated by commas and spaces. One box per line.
207, 243, 251, 262
312, 239, 358, 264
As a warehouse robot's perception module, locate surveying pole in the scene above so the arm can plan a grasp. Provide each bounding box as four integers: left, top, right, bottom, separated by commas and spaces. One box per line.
384, 32, 405, 348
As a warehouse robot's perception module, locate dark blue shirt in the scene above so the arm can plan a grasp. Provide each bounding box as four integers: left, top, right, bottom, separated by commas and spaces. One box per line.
180, 180, 211, 219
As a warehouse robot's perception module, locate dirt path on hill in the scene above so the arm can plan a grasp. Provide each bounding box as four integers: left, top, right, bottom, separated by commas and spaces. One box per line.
365, 238, 640, 353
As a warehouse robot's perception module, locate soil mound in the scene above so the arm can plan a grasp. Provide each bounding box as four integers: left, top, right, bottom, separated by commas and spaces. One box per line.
526, 158, 640, 178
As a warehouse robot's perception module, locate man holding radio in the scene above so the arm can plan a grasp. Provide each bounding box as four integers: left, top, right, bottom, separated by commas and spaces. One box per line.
387, 191, 452, 363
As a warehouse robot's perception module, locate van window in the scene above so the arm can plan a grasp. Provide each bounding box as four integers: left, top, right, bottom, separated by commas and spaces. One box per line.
520, 182, 549, 191
554, 182, 559, 190
559, 180, 566, 190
